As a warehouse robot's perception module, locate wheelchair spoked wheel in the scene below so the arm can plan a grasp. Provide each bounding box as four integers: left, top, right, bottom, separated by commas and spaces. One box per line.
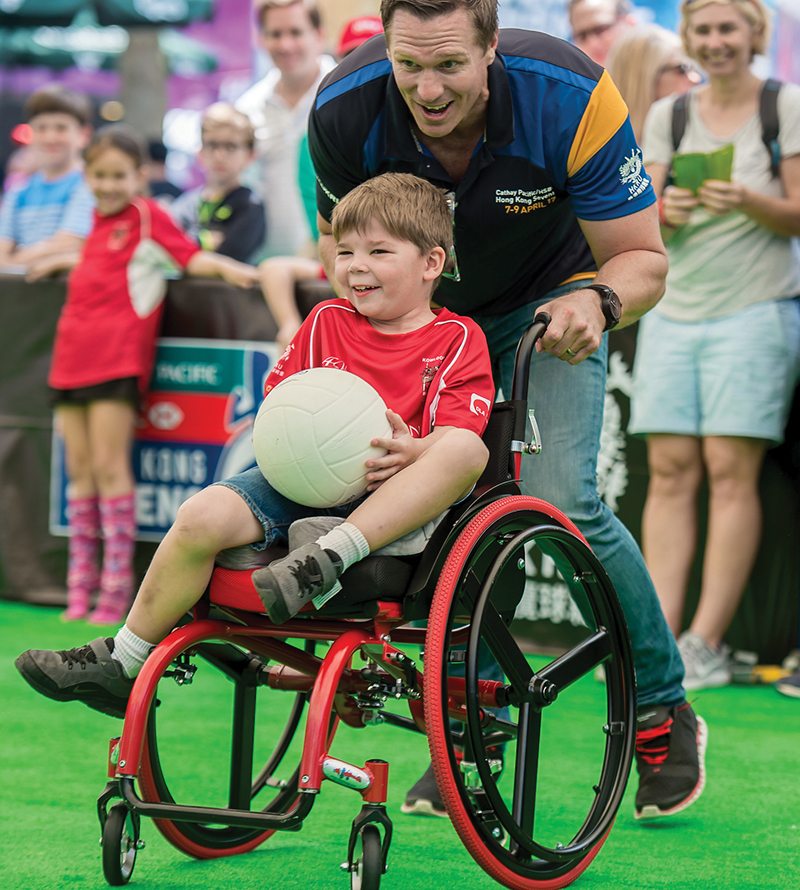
424, 496, 636, 890
137, 638, 334, 859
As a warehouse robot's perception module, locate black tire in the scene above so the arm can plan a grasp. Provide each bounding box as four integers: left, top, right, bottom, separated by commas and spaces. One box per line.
351, 824, 383, 890
102, 802, 140, 886
424, 496, 636, 889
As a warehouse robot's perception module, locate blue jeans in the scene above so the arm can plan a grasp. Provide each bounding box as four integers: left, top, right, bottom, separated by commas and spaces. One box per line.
472, 283, 685, 708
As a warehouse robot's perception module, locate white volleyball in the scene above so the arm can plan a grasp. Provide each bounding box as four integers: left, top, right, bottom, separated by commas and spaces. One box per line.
253, 367, 391, 508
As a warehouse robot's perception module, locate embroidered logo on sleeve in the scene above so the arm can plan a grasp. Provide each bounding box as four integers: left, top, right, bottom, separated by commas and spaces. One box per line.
619, 149, 650, 201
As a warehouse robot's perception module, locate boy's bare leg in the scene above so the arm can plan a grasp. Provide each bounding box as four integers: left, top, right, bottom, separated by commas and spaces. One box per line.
347, 428, 489, 550
126, 485, 264, 644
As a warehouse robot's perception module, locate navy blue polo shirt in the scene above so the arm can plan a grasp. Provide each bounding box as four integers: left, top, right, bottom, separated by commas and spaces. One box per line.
309, 29, 655, 317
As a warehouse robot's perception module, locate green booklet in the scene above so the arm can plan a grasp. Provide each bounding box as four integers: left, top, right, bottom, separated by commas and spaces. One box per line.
672, 143, 734, 195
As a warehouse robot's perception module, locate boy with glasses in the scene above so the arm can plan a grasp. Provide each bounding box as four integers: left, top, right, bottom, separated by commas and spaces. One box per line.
170, 103, 266, 263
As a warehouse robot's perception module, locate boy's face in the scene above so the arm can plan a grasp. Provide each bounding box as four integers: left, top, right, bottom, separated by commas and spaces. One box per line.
29, 112, 90, 176
199, 125, 253, 188
334, 220, 446, 327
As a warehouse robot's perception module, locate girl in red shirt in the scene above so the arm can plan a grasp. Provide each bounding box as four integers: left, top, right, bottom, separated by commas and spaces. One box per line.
49, 126, 259, 625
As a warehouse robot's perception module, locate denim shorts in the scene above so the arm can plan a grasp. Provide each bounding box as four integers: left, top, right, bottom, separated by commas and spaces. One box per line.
629, 299, 800, 444
214, 467, 366, 553
213, 466, 456, 565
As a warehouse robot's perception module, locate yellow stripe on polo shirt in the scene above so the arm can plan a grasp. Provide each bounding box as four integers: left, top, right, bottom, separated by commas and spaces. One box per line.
566, 70, 630, 179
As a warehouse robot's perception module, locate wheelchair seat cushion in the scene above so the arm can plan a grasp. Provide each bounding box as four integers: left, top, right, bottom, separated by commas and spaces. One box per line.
208, 554, 413, 616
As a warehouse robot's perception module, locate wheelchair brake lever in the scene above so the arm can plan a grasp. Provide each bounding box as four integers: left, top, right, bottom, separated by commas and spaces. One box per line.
511, 408, 542, 455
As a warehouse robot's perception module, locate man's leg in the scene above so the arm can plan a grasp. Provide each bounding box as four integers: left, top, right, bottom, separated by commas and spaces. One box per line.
482, 290, 702, 820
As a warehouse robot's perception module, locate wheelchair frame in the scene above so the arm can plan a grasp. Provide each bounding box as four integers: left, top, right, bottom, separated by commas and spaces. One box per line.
96, 314, 637, 890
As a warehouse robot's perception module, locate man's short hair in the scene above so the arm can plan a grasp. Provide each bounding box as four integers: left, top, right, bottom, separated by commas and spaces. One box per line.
380, 0, 498, 50
567, 0, 632, 16
332, 173, 452, 260
256, 0, 321, 32
201, 103, 256, 149
24, 85, 93, 127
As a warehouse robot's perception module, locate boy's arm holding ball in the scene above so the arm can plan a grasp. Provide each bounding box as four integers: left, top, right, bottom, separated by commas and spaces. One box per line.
365, 410, 484, 493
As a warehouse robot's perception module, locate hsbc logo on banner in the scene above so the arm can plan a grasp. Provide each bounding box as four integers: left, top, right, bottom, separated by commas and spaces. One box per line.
147, 401, 184, 431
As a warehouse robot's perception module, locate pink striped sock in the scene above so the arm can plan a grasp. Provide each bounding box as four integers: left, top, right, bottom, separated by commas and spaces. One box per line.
90, 493, 137, 626
64, 495, 100, 621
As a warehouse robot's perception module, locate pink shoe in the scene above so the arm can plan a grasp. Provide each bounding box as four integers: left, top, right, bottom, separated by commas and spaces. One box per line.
88, 596, 131, 626
62, 589, 92, 622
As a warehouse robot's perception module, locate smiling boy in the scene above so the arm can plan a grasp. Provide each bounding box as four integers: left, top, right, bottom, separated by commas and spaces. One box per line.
0, 86, 94, 272
16, 173, 493, 716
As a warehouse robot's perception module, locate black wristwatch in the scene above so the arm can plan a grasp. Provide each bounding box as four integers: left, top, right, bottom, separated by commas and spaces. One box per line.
584, 283, 622, 331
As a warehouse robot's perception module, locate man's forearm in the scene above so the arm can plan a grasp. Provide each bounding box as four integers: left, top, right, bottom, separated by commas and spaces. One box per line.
592, 248, 668, 329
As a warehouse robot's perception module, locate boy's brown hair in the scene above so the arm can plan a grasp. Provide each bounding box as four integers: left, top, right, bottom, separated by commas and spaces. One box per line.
380, 0, 498, 50
256, 0, 321, 31
24, 85, 93, 127
201, 103, 256, 150
84, 125, 147, 169
331, 173, 452, 259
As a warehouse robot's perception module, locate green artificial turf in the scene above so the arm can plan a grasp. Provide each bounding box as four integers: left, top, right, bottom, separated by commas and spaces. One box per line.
1, 599, 799, 890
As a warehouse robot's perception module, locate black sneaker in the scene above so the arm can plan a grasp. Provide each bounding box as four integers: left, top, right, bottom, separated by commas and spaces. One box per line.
400, 763, 448, 818
252, 543, 343, 624
775, 671, 800, 698
15, 637, 134, 719
634, 701, 707, 820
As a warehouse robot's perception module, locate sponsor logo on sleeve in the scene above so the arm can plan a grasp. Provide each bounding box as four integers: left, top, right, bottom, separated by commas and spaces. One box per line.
470, 394, 492, 417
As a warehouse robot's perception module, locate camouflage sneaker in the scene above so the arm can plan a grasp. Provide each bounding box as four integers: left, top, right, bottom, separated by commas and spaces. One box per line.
15, 637, 133, 719
252, 543, 343, 624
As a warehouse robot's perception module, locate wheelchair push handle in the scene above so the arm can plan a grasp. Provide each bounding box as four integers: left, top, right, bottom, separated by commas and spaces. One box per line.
511, 311, 551, 403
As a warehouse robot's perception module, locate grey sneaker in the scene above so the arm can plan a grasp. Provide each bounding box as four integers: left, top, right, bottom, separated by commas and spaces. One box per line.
678, 631, 731, 691
252, 543, 343, 624
15, 637, 133, 719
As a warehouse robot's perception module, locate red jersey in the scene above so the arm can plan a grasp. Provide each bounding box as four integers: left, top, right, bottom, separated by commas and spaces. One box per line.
265, 300, 494, 438
48, 197, 200, 393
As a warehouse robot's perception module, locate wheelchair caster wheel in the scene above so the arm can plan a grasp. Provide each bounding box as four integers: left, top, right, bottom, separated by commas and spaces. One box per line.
102, 802, 141, 886
351, 824, 382, 890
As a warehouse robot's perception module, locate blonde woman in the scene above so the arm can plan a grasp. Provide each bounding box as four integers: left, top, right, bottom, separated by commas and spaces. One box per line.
630, 0, 800, 689
606, 25, 701, 141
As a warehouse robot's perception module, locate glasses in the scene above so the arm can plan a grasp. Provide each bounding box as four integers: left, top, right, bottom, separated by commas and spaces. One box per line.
202, 141, 249, 154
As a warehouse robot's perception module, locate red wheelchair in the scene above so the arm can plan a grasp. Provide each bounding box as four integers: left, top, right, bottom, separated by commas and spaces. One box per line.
96, 314, 636, 890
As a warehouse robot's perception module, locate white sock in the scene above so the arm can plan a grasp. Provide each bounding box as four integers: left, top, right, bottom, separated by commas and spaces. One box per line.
315, 521, 370, 571
113, 624, 155, 678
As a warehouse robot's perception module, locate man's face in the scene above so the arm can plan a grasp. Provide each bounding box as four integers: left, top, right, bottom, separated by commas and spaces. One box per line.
259, 2, 324, 80
569, 0, 630, 66
29, 112, 90, 176
386, 7, 497, 141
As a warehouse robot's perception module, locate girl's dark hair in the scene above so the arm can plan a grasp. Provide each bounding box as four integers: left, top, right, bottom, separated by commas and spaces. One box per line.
84, 124, 147, 168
